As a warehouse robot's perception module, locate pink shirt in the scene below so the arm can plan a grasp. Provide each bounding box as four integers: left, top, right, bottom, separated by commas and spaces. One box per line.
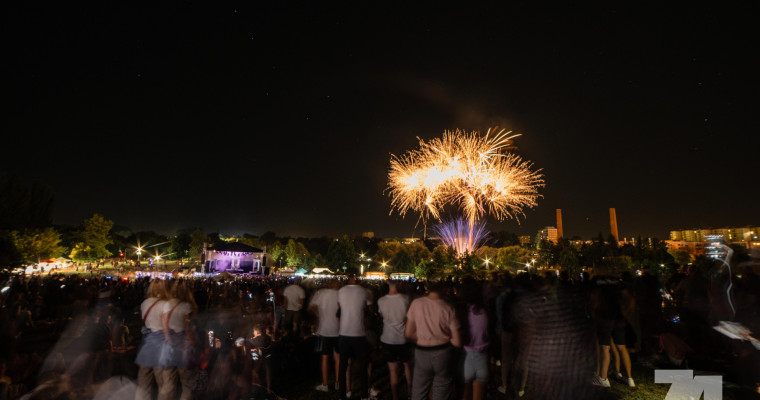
464, 305, 489, 352
406, 296, 460, 347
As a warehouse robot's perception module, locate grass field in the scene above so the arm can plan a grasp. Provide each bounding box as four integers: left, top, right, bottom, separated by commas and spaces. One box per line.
265, 356, 750, 400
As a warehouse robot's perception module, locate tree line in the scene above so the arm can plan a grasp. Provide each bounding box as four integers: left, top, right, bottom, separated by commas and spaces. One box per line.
4, 173, 730, 277
2, 208, 709, 282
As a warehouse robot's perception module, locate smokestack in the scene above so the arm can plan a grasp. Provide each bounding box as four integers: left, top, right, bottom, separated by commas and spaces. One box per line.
609, 208, 619, 243
556, 209, 563, 239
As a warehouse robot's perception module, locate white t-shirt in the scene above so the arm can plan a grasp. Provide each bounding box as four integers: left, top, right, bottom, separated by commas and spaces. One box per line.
337, 284, 370, 337
162, 299, 192, 333
311, 288, 339, 337
377, 293, 410, 345
283, 284, 306, 311
141, 297, 166, 332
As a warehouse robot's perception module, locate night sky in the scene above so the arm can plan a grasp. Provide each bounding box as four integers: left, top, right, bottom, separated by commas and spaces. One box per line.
3, 3, 759, 239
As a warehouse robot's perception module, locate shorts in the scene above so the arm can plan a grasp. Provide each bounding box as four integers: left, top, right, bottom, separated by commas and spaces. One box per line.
316, 335, 339, 355
463, 351, 489, 382
282, 309, 302, 329
382, 343, 412, 363
596, 319, 626, 346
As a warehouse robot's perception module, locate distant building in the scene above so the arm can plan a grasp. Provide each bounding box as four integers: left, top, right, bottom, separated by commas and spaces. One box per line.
538, 226, 558, 244
362, 232, 375, 239
569, 239, 593, 247
203, 242, 269, 275
670, 226, 759, 243
519, 235, 532, 246
665, 240, 707, 256
402, 237, 420, 244
667, 239, 760, 256
667, 225, 760, 258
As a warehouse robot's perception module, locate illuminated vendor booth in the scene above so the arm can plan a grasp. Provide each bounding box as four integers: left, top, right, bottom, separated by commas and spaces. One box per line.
203, 242, 269, 275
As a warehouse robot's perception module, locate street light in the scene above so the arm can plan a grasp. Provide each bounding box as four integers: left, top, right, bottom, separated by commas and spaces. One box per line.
531, 259, 536, 270
484, 258, 491, 271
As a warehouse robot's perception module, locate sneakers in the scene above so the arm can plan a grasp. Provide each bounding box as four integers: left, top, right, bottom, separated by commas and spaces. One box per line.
369, 387, 380, 397
346, 391, 352, 398
315, 384, 329, 392
497, 386, 507, 394
592, 375, 610, 387
611, 372, 636, 387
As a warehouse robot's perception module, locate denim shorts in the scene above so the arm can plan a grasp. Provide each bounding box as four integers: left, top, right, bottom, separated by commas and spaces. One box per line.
463, 351, 489, 382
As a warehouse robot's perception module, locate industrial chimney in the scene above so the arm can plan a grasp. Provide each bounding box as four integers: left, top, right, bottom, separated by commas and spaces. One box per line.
556, 209, 564, 239
609, 208, 619, 243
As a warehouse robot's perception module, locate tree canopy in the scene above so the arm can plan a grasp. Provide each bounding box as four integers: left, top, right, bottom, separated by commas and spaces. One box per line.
12, 228, 65, 264
69, 213, 114, 261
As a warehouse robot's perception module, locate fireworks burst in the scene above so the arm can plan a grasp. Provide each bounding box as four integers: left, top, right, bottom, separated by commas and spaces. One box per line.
433, 217, 489, 257
387, 127, 544, 228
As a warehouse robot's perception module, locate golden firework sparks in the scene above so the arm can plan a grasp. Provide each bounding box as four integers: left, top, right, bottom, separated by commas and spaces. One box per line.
387, 127, 543, 227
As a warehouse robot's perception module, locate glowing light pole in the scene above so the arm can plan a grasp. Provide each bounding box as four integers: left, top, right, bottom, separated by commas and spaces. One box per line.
484, 258, 491, 271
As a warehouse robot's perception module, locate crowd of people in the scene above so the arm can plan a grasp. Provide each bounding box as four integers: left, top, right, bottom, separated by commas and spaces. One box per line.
0, 256, 758, 400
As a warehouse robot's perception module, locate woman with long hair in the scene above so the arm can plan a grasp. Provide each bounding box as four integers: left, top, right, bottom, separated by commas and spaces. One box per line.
157, 280, 198, 400
135, 278, 169, 400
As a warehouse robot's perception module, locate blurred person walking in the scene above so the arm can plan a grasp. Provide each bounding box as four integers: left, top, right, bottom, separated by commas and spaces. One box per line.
135, 279, 169, 400
282, 277, 306, 335
158, 280, 197, 400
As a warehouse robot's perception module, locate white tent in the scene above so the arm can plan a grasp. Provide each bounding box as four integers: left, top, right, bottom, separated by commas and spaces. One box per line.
312, 268, 334, 275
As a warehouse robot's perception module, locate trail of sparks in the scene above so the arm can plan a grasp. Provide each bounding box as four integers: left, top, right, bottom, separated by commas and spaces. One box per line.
387, 127, 543, 227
